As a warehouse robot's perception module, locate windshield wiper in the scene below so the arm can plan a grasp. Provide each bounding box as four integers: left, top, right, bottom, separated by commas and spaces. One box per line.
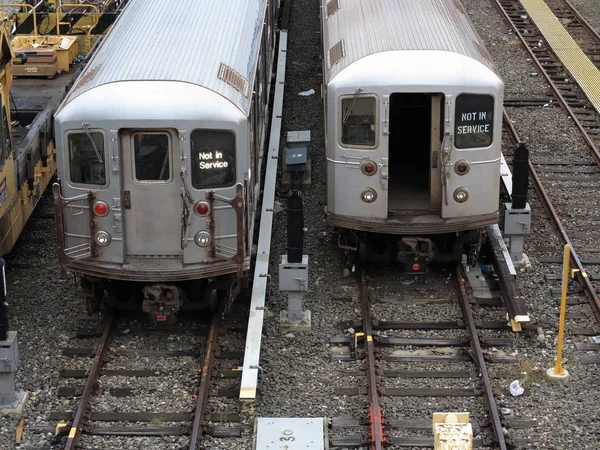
342, 88, 364, 124
82, 122, 103, 163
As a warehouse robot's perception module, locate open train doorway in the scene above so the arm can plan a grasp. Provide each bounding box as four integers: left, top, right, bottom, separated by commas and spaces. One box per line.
387, 93, 443, 213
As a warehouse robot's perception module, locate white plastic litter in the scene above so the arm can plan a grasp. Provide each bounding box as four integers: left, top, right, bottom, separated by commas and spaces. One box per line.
509, 380, 524, 397
298, 89, 315, 96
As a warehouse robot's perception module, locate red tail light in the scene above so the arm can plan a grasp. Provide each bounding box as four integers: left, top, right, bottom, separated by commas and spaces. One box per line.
454, 160, 470, 175
93, 201, 109, 217
195, 201, 210, 216
412, 263, 420, 271
361, 160, 378, 176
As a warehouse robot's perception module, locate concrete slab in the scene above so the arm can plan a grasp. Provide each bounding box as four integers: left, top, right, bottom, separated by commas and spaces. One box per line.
254, 417, 326, 450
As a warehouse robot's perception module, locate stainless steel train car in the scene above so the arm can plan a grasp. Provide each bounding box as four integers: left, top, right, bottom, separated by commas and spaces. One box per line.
53, 0, 280, 321
321, 0, 504, 271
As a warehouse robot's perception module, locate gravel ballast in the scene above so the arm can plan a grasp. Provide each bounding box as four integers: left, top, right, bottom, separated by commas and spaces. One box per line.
2, 0, 600, 449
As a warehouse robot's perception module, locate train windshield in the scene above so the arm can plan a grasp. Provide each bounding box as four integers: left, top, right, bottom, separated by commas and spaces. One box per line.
341, 96, 376, 148
68, 131, 106, 185
454, 94, 494, 148
191, 129, 235, 189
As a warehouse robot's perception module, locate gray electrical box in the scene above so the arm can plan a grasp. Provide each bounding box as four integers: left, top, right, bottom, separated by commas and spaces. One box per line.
285, 146, 308, 166
0, 332, 19, 373
504, 203, 531, 235
279, 255, 308, 292
282, 131, 312, 189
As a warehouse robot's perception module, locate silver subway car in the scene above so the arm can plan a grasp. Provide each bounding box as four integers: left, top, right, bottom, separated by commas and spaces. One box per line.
53, 0, 280, 321
321, 0, 504, 271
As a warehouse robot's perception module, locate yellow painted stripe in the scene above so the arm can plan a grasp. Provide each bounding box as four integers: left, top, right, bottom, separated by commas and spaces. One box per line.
367, 335, 373, 342
521, 0, 600, 114
68, 428, 77, 438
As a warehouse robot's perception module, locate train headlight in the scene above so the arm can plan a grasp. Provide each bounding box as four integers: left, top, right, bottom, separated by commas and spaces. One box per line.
94, 230, 111, 247
454, 160, 470, 175
194, 231, 211, 247
453, 188, 469, 203
93, 201, 109, 217
361, 188, 377, 203
361, 160, 378, 176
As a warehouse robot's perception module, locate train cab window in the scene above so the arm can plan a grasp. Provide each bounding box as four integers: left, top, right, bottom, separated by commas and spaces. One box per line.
454, 94, 494, 149
191, 129, 235, 189
68, 132, 106, 185
341, 96, 376, 147
133, 132, 171, 182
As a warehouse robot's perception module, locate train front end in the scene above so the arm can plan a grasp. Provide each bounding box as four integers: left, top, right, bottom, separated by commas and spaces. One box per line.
325, 50, 504, 269
53, 81, 250, 321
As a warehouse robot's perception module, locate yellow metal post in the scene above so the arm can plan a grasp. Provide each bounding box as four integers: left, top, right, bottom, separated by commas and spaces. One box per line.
554, 243, 570, 376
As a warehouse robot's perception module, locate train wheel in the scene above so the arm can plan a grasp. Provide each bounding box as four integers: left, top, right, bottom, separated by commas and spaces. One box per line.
83, 279, 103, 315
358, 241, 367, 265
204, 286, 219, 313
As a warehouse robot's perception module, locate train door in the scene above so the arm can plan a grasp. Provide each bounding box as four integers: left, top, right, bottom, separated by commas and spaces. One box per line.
387, 93, 444, 213
120, 130, 182, 258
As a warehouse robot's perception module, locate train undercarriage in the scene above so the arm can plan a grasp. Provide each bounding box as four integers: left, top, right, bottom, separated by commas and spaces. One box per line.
338, 228, 484, 274
78, 274, 244, 332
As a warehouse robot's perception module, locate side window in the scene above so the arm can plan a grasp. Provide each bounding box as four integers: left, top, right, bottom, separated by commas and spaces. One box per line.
0, 105, 5, 168
454, 94, 494, 149
1, 106, 10, 165
132, 132, 171, 182
68, 132, 106, 185
191, 129, 235, 189
341, 96, 377, 148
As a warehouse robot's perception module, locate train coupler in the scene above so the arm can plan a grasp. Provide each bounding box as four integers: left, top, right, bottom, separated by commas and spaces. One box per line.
397, 237, 433, 273
142, 285, 182, 324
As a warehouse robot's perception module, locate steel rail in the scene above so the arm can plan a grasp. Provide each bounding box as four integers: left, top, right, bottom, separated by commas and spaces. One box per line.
502, 110, 600, 322
358, 267, 386, 450
492, 0, 600, 160
455, 266, 507, 450
562, 0, 600, 45
63, 314, 114, 450
189, 310, 221, 449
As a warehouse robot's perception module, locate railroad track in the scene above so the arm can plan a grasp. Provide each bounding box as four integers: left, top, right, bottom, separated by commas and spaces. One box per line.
502, 107, 600, 323
544, 0, 600, 69
494, 0, 600, 149
35, 308, 247, 449
328, 265, 538, 448
494, 0, 600, 324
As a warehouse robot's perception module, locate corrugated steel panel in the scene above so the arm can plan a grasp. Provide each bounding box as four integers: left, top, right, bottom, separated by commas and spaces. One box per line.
322, 0, 496, 83
61, 0, 268, 114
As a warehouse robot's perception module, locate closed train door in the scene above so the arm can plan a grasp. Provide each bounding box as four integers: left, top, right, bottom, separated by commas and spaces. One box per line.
386, 93, 444, 215
121, 130, 182, 258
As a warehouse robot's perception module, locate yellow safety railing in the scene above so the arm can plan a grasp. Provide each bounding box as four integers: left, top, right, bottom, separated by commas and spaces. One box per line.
0, 3, 38, 36
552, 244, 570, 376
55, 4, 99, 53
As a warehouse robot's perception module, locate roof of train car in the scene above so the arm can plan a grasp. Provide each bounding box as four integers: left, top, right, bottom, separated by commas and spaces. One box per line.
59, 0, 268, 115
322, 0, 497, 83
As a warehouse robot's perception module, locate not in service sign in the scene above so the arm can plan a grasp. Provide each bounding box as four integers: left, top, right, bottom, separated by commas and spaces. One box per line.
454, 94, 494, 149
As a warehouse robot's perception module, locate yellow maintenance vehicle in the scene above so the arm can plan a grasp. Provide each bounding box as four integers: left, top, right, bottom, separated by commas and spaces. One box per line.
7, 1, 125, 37
0, 12, 42, 254
0, 2, 126, 255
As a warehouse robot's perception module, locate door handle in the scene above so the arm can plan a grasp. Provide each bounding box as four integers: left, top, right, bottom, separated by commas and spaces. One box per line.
123, 191, 131, 209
